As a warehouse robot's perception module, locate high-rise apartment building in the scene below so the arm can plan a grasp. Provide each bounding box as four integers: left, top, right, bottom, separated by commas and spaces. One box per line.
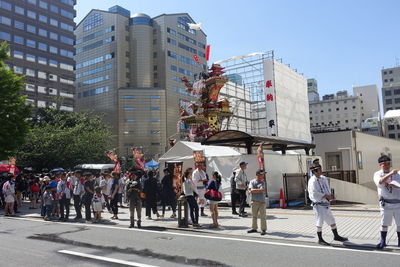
0, 0, 76, 110
75, 6, 207, 156
381, 66, 400, 139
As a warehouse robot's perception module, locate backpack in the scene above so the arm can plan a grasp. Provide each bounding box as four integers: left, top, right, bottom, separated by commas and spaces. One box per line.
31, 183, 40, 193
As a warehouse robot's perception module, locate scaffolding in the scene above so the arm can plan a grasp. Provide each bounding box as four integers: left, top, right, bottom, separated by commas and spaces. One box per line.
215, 51, 275, 134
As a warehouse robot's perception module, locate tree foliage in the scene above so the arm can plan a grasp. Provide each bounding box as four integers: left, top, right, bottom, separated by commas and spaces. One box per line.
16, 108, 114, 170
0, 41, 31, 159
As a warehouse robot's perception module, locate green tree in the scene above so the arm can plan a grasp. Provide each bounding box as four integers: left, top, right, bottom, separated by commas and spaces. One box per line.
0, 42, 31, 159
16, 108, 114, 170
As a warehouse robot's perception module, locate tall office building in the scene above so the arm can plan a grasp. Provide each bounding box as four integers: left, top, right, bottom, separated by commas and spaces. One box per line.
381, 66, 400, 139
75, 6, 207, 156
307, 78, 319, 102
0, 0, 76, 110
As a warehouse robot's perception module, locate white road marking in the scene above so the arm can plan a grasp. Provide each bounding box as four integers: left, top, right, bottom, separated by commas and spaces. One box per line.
10, 217, 400, 256
58, 250, 158, 267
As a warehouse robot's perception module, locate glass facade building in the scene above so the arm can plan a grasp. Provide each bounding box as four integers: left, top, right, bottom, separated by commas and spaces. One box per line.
75, 6, 207, 156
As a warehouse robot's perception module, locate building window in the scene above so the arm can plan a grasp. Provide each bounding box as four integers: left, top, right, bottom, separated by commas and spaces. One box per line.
151, 130, 160, 134
49, 59, 58, 67
13, 66, 23, 74
386, 99, 393, 105
50, 4, 58, 13
15, 5, 24, 14
27, 10, 36, 19
336, 108, 339, 111
38, 42, 47, 51
388, 125, 395, 131
38, 28, 47, 37
123, 107, 136, 111
150, 96, 160, 99
126, 119, 136, 123
122, 96, 135, 99
39, 1, 47, 9
26, 68, 36, 77
153, 52, 157, 58
389, 134, 396, 139
14, 35, 23, 44
14, 20, 24, 30
123, 131, 134, 135
0, 15, 11, 26
150, 119, 160, 122
344, 107, 347, 110
151, 107, 160, 111
13, 50, 23, 59
50, 18, 58, 26
49, 46, 58, 54
27, 24, 36, 33
50, 32, 58, 40
38, 57, 47, 65
171, 65, 177, 71
27, 39, 36, 48
0, 1, 11, 11
395, 98, 400, 104
385, 90, 392, 96
83, 12, 104, 31
151, 142, 161, 146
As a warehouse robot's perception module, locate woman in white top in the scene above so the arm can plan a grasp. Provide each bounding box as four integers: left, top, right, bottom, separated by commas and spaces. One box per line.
182, 169, 200, 227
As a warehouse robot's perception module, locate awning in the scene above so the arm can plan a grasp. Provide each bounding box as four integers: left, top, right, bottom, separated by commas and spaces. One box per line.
201, 130, 315, 155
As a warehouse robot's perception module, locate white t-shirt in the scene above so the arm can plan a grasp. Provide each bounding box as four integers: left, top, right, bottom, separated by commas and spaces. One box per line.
373, 170, 400, 203
192, 168, 206, 187
103, 178, 112, 195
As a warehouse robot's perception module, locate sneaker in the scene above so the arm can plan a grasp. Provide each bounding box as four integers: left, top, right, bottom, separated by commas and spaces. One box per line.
239, 213, 248, 217
261, 231, 267, 236
129, 224, 134, 228
232, 211, 239, 215
247, 229, 257, 233
318, 239, 330, 246
137, 220, 141, 228
334, 236, 348, 242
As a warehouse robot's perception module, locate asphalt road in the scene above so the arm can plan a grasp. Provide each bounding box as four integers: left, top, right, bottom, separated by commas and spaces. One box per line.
1, 216, 399, 267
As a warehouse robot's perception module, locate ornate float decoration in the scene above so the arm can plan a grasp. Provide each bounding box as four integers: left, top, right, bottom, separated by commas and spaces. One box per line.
178, 63, 232, 142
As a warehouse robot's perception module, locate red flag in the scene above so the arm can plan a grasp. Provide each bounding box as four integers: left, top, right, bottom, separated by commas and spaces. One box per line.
192, 54, 200, 65
206, 45, 210, 61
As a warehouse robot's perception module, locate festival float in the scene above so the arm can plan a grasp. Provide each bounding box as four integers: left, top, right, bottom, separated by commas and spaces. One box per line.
178, 63, 232, 142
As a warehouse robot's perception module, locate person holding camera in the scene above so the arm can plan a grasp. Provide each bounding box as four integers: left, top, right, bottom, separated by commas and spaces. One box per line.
126, 171, 143, 228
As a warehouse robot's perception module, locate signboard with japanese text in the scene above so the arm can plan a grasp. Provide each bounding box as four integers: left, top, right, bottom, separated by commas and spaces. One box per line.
263, 59, 277, 136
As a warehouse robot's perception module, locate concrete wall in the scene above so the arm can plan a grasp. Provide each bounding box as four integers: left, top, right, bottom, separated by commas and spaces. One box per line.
355, 131, 400, 188
329, 178, 377, 204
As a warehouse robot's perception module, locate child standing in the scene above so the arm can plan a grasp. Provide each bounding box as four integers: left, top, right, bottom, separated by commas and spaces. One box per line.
92, 186, 105, 223
43, 186, 53, 221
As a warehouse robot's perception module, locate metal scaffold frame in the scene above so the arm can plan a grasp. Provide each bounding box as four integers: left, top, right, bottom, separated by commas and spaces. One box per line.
215, 51, 274, 134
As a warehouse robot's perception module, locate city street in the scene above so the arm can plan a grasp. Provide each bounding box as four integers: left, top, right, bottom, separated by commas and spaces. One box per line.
1, 209, 400, 267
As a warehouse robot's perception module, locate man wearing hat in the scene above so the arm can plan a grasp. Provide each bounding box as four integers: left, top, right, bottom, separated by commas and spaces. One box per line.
374, 155, 400, 249
235, 162, 249, 217
247, 169, 267, 235
308, 163, 348, 245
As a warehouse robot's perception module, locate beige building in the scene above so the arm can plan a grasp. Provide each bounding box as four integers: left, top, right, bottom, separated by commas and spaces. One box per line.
314, 130, 400, 189
309, 85, 380, 134
75, 6, 207, 157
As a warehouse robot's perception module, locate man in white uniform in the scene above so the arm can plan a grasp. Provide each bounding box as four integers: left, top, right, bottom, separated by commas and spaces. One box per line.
308, 163, 348, 245
374, 155, 400, 249
192, 164, 208, 216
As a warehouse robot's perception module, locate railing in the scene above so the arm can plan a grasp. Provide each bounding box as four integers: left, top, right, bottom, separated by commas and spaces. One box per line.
322, 170, 357, 183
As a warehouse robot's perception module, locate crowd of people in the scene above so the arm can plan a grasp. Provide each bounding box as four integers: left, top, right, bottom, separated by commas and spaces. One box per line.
2, 154, 400, 248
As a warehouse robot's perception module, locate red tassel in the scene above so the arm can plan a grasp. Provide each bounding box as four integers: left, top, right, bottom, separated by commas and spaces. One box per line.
206, 45, 210, 61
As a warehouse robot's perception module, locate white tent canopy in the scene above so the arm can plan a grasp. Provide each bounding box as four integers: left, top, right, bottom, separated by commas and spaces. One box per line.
161, 141, 241, 161
384, 110, 400, 124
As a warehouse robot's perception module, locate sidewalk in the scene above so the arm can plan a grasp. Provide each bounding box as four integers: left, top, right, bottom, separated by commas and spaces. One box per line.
11, 202, 400, 250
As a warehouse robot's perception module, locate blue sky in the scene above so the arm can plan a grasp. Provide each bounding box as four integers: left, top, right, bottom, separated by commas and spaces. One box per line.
75, 0, 399, 98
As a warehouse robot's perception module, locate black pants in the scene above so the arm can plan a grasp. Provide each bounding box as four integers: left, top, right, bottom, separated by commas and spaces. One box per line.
59, 197, 70, 219
83, 193, 93, 220
238, 189, 247, 214
103, 193, 111, 211
231, 190, 240, 213
110, 197, 118, 216
73, 195, 82, 218
186, 195, 199, 224
145, 199, 158, 217
162, 193, 176, 214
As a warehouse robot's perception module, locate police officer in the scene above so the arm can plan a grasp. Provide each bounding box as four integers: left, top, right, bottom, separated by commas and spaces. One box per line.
126, 171, 142, 228
374, 155, 400, 249
308, 163, 348, 245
